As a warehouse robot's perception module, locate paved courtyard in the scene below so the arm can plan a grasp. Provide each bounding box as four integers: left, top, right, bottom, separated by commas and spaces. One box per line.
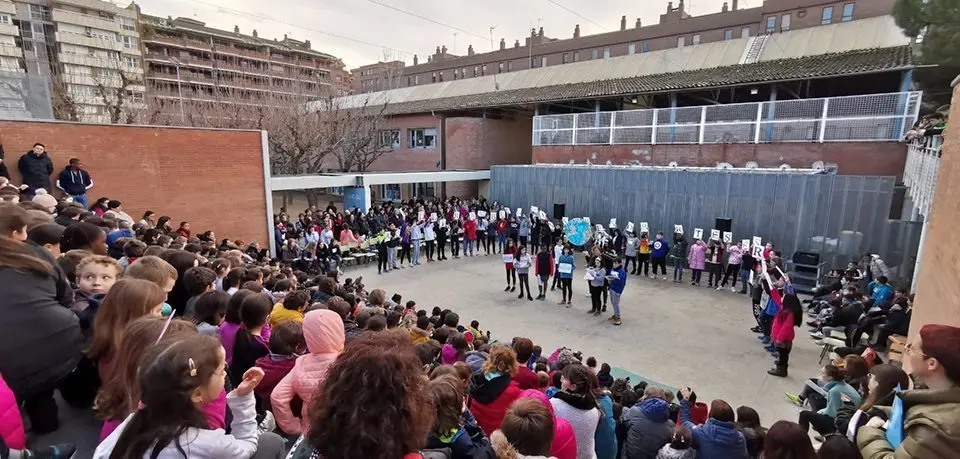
356, 251, 823, 425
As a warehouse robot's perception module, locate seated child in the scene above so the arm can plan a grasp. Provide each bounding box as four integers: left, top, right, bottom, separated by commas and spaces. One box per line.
270, 290, 309, 326
27, 222, 64, 257
425, 374, 494, 456
255, 320, 305, 410
184, 266, 218, 319
193, 291, 230, 336
229, 293, 272, 387
71, 255, 122, 329
118, 239, 146, 269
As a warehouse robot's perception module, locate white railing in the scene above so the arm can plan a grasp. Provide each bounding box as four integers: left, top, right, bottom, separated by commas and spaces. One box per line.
904, 135, 943, 219
533, 91, 923, 146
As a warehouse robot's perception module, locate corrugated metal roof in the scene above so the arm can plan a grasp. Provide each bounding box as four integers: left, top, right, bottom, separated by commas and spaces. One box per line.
323, 16, 911, 114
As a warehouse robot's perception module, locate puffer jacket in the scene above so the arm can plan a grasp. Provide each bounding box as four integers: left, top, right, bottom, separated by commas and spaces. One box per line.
622, 398, 675, 459
468, 371, 523, 436
520, 389, 577, 459
0, 373, 25, 449
271, 309, 344, 436
857, 387, 960, 459
679, 400, 749, 459
687, 242, 707, 270
595, 394, 617, 459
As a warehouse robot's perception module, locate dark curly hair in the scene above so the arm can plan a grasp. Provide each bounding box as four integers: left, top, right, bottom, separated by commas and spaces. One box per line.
306, 332, 434, 459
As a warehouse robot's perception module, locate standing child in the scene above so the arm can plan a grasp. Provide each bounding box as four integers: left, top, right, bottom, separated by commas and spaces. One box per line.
624, 231, 639, 275
534, 245, 554, 301
650, 232, 669, 280
425, 374, 494, 457
229, 293, 272, 387
487, 217, 498, 255
496, 216, 508, 253
503, 239, 517, 292
587, 257, 607, 317
687, 239, 707, 286
720, 242, 744, 292
477, 216, 489, 255
450, 220, 462, 259
607, 258, 627, 326
768, 291, 801, 377
424, 220, 436, 262
411, 218, 423, 266
705, 240, 725, 288
551, 238, 564, 291
375, 229, 389, 274
93, 336, 284, 459
436, 220, 449, 261
637, 233, 650, 277
254, 320, 305, 410
514, 246, 533, 301
557, 246, 575, 307
463, 216, 477, 257
670, 234, 688, 283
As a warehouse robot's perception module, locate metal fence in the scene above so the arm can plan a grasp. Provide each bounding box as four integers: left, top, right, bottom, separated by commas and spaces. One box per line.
533, 91, 923, 146
903, 136, 942, 220
491, 165, 921, 282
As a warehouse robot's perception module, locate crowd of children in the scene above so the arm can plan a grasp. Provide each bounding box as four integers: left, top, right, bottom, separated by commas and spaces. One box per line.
0, 177, 957, 459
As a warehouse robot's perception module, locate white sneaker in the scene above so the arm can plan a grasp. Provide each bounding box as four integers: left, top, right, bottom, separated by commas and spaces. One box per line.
259, 410, 276, 433
810, 332, 824, 339
662, 276, 667, 280
716, 286, 723, 290
731, 287, 737, 292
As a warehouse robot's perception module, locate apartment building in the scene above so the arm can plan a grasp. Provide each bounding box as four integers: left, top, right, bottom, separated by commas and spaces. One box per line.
10, 0, 143, 122
352, 0, 896, 93
139, 14, 348, 120
350, 60, 403, 94
0, 0, 27, 116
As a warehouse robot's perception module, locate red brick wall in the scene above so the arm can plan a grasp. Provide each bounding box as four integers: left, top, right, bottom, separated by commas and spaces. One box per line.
446, 116, 533, 197
533, 142, 907, 177
0, 120, 268, 245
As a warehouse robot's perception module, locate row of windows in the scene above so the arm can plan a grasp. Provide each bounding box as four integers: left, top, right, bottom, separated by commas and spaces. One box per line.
379, 128, 437, 149
765, 3, 855, 33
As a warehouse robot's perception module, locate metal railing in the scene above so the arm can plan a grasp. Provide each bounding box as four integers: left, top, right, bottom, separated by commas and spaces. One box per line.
904, 135, 943, 219
533, 91, 923, 146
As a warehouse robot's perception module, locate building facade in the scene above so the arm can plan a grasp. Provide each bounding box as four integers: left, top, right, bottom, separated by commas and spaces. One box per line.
351, 0, 895, 93
350, 60, 403, 94
139, 14, 348, 122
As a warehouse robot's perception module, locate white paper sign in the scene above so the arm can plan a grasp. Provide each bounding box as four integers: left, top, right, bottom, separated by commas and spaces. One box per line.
626, 222, 635, 233
548, 221, 555, 231
468, 211, 476, 221
596, 224, 604, 233
516, 208, 522, 217
558, 263, 573, 274
752, 245, 763, 258
477, 210, 487, 218
674, 224, 683, 234
723, 232, 733, 243
693, 228, 704, 240
430, 212, 438, 222
609, 218, 617, 228
710, 229, 721, 241
502, 254, 514, 263
498, 210, 506, 219
584, 217, 591, 224
439, 219, 447, 228
742, 239, 751, 249
562, 217, 569, 225
453, 211, 460, 220
418, 210, 425, 221
505, 207, 511, 215
531, 206, 539, 215
538, 211, 546, 220
752, 236, 762, 247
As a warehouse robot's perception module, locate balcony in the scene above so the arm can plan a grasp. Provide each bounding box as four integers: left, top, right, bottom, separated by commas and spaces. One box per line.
56, 31, 121, 51
142, 35, 211, 50
0, 23, 18, 37
0, 43, 20, 57
533, 91, 924, 146
904, 136, 943, 220
59, 52, 102, 67
54, 0, 131, 16
52, 9, 120, 33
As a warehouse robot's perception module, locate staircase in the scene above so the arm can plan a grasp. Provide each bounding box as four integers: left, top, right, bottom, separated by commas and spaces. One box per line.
739, 35, 769, 65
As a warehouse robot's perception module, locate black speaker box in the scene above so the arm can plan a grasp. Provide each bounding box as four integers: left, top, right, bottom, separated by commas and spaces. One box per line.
715, 218, 732, 233
553, 203, 565, 219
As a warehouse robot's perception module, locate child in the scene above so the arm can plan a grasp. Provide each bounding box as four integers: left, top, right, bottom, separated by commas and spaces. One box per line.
255, 320, 305, 410
503, 238, 517, 292
71, 255, 122, 324
687, 239, 707, 286
184, 266, 218, 319
88, 278, 168, 383
557, 245, 576, 307
767, 291, 801, 377
92, 336, 278, 459
637, 233, 651, 277
272, 309, 345, 436
656, 426, 696, 459
670, 234, 688, 283
27, 222, 64, 257
490, 398, 556, 459
194, 291, 231, 336
229, 293, 272, 387
94, 316, 198, 441
220, 290, 254, 366
125, 255, 178, 294
514, 246, 533, 301
210, 258, 232, 291
118, 239, 146, 269
441, 332, 469, 365
425, 374, 494, 457
270, 290, 308, 326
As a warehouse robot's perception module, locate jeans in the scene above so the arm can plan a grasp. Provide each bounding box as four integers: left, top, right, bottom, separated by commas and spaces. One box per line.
589, 284, 604, 312
412, 239, 421, 264
560, 278, 572, 302
672, 257, 684, 281
498, 232, 507, 251
506, 268, 516, 286
739, 267, 751, 292
451, 238, 460, 257
611, 291, 622, 317
691, 269, 703, 284
463, 238, 474, 256
387, 246, 398, 269
70, 193, 88, 207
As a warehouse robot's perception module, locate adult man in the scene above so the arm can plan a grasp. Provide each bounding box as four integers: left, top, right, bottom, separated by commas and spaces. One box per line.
18, 142, 54, 194
56, 158, 93, 207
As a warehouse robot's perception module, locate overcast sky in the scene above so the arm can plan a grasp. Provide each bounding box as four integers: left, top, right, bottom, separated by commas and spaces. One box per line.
133, 0, 757, 69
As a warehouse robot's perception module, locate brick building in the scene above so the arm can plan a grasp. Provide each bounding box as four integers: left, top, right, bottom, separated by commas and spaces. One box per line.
351, 0, 895, 93
350, 60, 403, 94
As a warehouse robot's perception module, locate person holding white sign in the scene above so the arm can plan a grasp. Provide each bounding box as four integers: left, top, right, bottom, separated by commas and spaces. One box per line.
586, 257, 607, 316
720, 241, 745, 292
462, 216, 477, 257
705, 239, 725, 289
435, 219, 449, 261
670, 233, 689, 283
449, 219, 462, 259
410, 218, 424, 266
556, 246, 575, 306
688, 238, 707, 286
514, 246, 534, 301
518, 214, 531, 251
503, 238, 517, 292
607, 258, 627, 326
477, 214, 490, 255
424, 219, 436, 262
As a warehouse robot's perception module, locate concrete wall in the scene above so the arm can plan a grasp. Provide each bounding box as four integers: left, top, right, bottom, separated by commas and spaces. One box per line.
533, 142, 908, 177
910, 82, 960, 336
0, 120, 268, 245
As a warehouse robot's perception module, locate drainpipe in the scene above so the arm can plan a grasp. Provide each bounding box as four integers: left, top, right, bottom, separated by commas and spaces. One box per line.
911, 217, 929, 293
433, 111, 447, 198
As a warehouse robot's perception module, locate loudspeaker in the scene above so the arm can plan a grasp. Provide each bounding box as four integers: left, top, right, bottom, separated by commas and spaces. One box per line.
554, 203, 565, 219
715, 218, 732, 233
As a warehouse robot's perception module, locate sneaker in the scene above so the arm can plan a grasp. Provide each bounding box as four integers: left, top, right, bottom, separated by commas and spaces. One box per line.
259, 410, 276, 433
587, 309, 595, 314
608, 315, 617, 321
731, 287, 737, 293
505, 286, 511, 292
764, 344, 777, 352
760, 336, 771, 344
814, 435, 825, 443
518, 293, 524, 299
750, 326, 762, 333
593, 310, 602, 317
662, 276, 667, 280
650, 275, 657, 280
613, 316, 622, 326
810, 332, 824, 339
602, 306, 607, 312
527, 296, 533, 301
511, 286, 516, 292
566, 302, 572, 308
785, 392, 803, 406
691, 281, 697, 286
716, 286, 723, 290
23, 444, 77, 459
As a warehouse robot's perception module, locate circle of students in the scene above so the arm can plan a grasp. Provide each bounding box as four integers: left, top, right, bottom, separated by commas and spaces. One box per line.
0, 180, 958, 459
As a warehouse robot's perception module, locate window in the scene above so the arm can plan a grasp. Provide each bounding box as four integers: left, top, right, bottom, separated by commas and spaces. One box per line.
125, 90, 144, 103
628, 43, 636, 55
380, 184, 400, 201
531, 56, 537, 68
414, 75, 419, 85
123, 56, 139, 68
462, 67, 468, 78
379, 130, 400, 149
120, 17, 136, 32
591, 49, 598, 60
18, 21, 32, 39
562, 53, 568, 63
482, 64, 487, 75
677, 36, 685, 47
453, 69, 458, 79
407, 76, 412, 86
842, 3, 855, 22
603, 47, 610, 58
0, 14, 10, 25
766, 16, 776, 33
121, 36, 137, 49
573, 51, 579, 62
408, 128, 437, 149
540, 57, 546, 67
724, 29, 733, 40
29, 4, 50, 21
31, 23, 44, 36
438, 71, 443, 82
692, 34, 700, 45
473, 66, 479, 76
781, 13, 791, 31
741, 27, 750, 38
641, 42, 649, 53
498, 62, 503, 73
821, 6, 833, 24
507, 61, 513, 71
431, 72, 436, 83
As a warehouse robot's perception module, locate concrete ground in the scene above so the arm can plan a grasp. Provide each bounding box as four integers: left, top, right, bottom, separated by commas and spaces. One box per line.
354, 250, 821, 426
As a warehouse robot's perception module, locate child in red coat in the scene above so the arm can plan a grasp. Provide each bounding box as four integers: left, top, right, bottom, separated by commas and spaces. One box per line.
254, 321, 305, 410
768, 287, 802, 377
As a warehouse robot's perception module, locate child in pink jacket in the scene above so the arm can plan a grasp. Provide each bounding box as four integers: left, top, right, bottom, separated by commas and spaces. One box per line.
271, 309, 344, 436
0, 374, 24, 450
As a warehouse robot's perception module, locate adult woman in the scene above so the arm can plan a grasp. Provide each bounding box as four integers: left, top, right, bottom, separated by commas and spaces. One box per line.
468, 345, 523, 435
551, 364, 600, 459
155, 215, 173, 234
90, 197, 110, 215
797, 365, 861, 436
61, 221, 108, 255
286, 333, 442, 459
0, 226, 83, 434
761, 420, 815, 459
679, 390, 749, 458
857, 324, 960, 458
138, 210, 155, 229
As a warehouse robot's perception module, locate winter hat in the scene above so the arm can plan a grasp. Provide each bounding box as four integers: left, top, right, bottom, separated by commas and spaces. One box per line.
32, 189, 58, 212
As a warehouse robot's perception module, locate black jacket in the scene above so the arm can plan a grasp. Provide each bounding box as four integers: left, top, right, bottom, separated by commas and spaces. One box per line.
18, 151, 54, 191
0, 144, 8, 178
57, 167, 92, 196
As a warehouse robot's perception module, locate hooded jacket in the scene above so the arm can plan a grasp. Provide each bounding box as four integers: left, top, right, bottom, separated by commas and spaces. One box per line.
622, 398, 675, 459
857, 387, 960, 459
0, 374, 24, 450
519, 389, 577, 459
57, 166, 92, 196
594, 394, 617, 459
468, 371, 523, 436
17, 151, 53, 191
424, 409, 496, 459
679, 400, 749, 459
271, 309, 345, 435
551, 392, 601, 459
491, 429, 557, 459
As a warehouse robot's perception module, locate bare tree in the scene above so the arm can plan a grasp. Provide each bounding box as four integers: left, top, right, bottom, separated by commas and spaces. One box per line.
92, 61, 146, 124
50, 72, 79, 122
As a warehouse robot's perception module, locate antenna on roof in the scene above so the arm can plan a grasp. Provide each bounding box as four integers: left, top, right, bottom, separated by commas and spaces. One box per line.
489, 25, 500, 90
